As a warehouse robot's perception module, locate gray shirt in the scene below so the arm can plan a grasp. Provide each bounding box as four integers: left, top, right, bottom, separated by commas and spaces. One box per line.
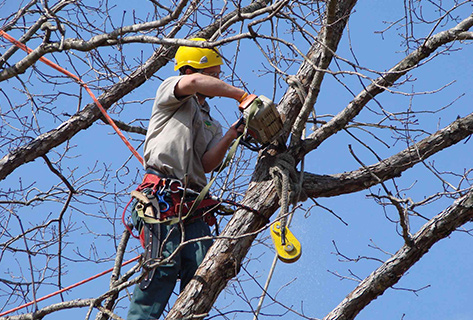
143, 75, 223, 188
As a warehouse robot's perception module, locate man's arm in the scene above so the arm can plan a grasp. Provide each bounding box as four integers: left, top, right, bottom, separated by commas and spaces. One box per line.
201, 120, 243, 173
175, 73, 246, 101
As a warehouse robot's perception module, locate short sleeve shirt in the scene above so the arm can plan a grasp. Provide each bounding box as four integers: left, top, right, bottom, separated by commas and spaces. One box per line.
143, 75, 223, 188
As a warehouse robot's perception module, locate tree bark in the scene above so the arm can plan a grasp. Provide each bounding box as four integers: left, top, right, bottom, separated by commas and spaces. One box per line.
165, 1, 359, 318
166, 179, 279, 319
302, 112, 473, 198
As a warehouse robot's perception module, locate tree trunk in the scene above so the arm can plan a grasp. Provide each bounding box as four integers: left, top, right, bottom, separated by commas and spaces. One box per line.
165, 1, 359, 318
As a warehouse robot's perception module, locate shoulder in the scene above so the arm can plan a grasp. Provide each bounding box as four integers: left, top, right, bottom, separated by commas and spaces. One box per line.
158, 75, 185, 95
155, 75, 193, 108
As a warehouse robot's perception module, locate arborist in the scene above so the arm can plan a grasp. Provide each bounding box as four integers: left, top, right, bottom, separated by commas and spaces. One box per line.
126, 38, 255, 320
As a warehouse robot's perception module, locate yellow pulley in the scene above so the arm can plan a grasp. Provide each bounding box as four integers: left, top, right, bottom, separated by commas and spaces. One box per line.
270, 221, 302, 263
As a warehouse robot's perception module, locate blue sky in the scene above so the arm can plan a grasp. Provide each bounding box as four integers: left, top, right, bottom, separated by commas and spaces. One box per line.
1, 1, 472, 319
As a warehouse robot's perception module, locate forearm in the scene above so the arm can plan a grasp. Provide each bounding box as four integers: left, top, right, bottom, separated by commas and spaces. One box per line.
201, 131, 235, 173
175, 73, 245, 101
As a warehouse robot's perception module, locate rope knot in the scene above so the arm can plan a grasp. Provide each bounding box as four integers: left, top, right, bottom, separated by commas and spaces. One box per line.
270, 154, 307, 211
269, 153, 306, 245
270, 154, 306, 205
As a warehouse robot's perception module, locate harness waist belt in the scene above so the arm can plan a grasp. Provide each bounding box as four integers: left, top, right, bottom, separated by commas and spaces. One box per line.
132, 173, 219, 225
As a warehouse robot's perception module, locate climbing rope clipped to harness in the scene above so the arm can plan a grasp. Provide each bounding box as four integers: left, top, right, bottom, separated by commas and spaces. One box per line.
269, 153, 305, 263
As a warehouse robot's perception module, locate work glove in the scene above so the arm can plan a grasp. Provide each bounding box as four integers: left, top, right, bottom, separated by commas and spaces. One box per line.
238, 93, 258, 112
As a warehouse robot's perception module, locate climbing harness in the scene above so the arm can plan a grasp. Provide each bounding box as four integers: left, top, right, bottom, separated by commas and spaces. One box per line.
127, 171, 264, 238
126, 170, 265, 289
130, 172, 222, 227
127, 171, 226, 289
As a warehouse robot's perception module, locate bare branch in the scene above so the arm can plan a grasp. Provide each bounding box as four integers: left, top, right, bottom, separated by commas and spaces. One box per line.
324, 188, 473, 320
0, 0, 272, 182
302, 112, 473, 198
297, 13, 473, 157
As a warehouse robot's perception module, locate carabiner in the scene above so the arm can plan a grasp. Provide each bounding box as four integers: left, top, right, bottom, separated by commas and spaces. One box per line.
167, 179, 182, 193
156, 193, 170, 212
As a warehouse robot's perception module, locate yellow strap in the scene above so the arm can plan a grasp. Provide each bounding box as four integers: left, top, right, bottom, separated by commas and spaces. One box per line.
183, 98, 260, 219
132, 100, 260, 225
270, 221, 302, 263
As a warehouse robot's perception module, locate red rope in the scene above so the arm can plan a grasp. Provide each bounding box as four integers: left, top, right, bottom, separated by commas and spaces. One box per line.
0, 30, 144, 165
0, 30, 144, 316
0, 255, 140, 317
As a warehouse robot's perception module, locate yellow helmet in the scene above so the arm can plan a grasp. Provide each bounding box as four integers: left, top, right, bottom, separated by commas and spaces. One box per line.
174, 38, 223, 71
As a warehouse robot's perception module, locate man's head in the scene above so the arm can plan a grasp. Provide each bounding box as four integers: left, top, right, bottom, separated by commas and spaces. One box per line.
174, 38, 223, 76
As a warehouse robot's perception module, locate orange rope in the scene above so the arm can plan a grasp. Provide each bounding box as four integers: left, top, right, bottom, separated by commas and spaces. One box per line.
0, 255, 140, 317
0, 29, 144, 316
0, 30, 144, 165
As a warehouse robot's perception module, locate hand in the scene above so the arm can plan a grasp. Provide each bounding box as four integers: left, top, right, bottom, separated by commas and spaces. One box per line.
227, 118, 246, 140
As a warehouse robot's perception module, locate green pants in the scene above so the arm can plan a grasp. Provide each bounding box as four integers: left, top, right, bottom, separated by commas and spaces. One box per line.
127, 219, 213, 320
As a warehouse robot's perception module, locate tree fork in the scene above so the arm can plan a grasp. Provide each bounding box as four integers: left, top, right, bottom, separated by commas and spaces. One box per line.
166, 178, 280, 319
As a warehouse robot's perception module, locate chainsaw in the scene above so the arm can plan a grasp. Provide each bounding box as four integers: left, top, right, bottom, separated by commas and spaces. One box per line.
238, 94, 284, 151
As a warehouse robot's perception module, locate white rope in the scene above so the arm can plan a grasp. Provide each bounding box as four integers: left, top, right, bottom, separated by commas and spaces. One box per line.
253, 77, 308, 319
254, 153, 306, 319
